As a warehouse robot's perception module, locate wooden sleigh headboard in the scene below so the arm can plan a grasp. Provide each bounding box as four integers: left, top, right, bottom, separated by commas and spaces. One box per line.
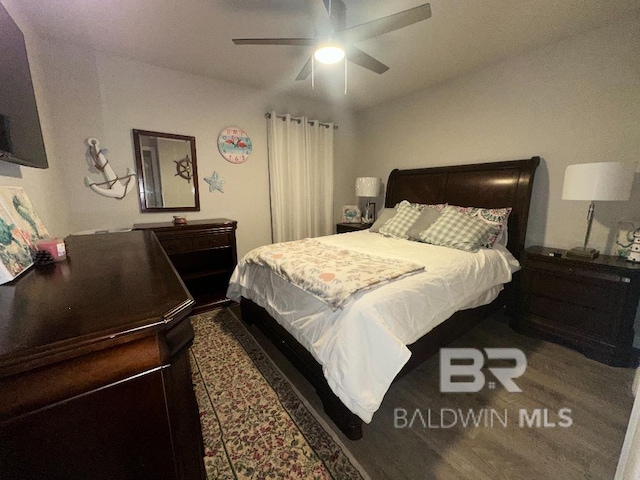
385, 157, 540, 258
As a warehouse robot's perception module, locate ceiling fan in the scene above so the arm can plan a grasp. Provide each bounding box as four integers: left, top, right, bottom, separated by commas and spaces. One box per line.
232, 0, 432, 81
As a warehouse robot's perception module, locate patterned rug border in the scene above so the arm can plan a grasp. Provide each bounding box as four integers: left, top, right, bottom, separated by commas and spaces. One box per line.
222, 308, 371, 480
192, 308, 370, 480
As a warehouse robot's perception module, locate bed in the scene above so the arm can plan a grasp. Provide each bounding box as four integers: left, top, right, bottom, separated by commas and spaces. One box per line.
228, 157, 539, 440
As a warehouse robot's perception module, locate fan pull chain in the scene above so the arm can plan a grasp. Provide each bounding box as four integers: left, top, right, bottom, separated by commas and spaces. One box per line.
344, 57, 348, 95
328, 0, 332, 16
311, 55, 315, 90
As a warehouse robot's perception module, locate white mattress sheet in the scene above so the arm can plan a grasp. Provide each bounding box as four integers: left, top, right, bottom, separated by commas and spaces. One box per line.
227, 231, 520, 423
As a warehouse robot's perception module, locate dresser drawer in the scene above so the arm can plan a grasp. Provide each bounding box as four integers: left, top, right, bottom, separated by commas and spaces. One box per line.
193, 233, 231, 251
156, 236, 194, 255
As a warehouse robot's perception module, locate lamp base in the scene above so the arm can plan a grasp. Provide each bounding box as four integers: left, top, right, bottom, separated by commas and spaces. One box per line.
566, 247, 599, 260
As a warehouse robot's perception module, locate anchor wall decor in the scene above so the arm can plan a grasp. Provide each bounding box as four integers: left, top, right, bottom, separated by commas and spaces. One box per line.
84, 137, 136, 199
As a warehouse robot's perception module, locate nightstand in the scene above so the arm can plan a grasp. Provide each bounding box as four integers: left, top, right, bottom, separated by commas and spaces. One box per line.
336, 223, 372, 234
512, 246, 640, 367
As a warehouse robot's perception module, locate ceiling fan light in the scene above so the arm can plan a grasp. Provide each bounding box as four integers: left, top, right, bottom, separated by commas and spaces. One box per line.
314, 45, 345, 64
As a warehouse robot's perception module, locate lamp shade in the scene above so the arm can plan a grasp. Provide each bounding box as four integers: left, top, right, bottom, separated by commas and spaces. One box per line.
561, 162, 634, 201
355, 177, 380, 197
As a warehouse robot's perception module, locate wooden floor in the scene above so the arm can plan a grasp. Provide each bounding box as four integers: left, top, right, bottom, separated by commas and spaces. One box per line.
233, 306, 636, 480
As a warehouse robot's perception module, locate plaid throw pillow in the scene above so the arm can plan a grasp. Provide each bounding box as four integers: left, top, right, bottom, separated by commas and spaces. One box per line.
453, 206, 512, 246
419, 206, 498, 252
379, 201, 421, 239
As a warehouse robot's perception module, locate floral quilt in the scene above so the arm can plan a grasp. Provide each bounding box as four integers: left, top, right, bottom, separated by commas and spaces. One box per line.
242, 238, 424, 309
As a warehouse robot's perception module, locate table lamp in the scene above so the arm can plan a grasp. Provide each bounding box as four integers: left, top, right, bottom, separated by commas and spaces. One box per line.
355, 177, 380, 224
561, 162, 634, 259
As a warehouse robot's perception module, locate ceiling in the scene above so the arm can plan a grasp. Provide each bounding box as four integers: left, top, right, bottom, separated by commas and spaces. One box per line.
12, 0, 640, 110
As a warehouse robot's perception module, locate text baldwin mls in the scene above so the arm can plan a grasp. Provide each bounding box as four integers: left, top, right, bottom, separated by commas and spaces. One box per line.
394, 408, 573, 429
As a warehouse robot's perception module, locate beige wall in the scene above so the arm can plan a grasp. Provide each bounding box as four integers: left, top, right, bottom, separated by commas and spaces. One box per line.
2, 0, 639, 258
0, 6, 357, 257
355, 17, 640, 255
0, 0, 70, 236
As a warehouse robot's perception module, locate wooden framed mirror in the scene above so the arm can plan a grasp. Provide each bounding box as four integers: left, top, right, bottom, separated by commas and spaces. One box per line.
132, 129, 200, 212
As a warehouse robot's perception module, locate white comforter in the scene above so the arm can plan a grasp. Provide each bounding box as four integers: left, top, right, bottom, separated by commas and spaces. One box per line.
227, 231, 520, 423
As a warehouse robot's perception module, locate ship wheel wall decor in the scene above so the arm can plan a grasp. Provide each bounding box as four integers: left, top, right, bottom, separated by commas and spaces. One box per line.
174, 155, 193, 183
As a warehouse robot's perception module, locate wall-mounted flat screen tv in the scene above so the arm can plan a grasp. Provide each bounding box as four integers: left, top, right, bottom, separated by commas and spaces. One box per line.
0, 2, 48, 169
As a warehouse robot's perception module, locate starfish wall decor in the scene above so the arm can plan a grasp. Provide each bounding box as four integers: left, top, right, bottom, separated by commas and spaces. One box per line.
204, 171, 225, 193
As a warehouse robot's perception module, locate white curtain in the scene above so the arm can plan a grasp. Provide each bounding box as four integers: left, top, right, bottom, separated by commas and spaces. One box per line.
266, 112, 334, 243
616, 368, 640, 479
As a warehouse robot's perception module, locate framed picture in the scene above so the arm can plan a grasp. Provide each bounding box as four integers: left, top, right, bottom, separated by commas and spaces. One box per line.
615, 221, 640, 258
342, 205, 361, 223
0, 187, 51, 285
0, 186, 50, 251
0, 198, 33, 285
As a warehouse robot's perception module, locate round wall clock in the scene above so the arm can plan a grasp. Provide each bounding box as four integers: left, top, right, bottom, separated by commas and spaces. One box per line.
217, 127, 252, 164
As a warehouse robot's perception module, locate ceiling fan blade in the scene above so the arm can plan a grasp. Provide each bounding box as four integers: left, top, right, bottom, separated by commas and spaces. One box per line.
346, 47, 389, 75
339, 3, 432, 43
232, 38, 316, 46
295, 57, 312, 81
320, 0, 346, 31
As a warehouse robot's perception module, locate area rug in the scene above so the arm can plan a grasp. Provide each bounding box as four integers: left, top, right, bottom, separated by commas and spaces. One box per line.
189, 308, 369, 480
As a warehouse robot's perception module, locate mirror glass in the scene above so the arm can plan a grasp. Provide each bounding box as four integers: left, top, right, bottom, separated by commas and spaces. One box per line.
132, 129, 200, 212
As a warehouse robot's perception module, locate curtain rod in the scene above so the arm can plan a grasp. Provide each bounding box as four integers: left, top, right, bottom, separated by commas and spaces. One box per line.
265, 113, 338, 130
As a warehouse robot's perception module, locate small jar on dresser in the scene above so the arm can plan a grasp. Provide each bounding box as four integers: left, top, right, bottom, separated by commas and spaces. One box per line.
512, 246, 640, 367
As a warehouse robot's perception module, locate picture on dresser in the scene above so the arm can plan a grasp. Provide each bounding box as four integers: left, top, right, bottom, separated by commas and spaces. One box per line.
0, 188, 39, 284
0, 186, 50, 251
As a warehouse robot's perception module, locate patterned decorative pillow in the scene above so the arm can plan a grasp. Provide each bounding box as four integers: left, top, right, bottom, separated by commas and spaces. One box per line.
407, 206, 442, 241
452, 206, 512, 246
379, 200, 422, 239
419, 206, 498, 252
369, 208, 397, 233
409, 203, 447, 212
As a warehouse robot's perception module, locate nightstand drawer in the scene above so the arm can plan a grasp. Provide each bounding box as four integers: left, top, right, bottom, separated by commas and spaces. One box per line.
527, 268, 620, 313
336, 223, 371, 234
527, 294, 616, 341
529, 258, 630, 284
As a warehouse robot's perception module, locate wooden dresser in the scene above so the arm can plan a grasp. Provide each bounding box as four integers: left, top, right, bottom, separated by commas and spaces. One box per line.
0, 231, 205, 480
134, 219, 237, 313
513, 245, 640, 367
